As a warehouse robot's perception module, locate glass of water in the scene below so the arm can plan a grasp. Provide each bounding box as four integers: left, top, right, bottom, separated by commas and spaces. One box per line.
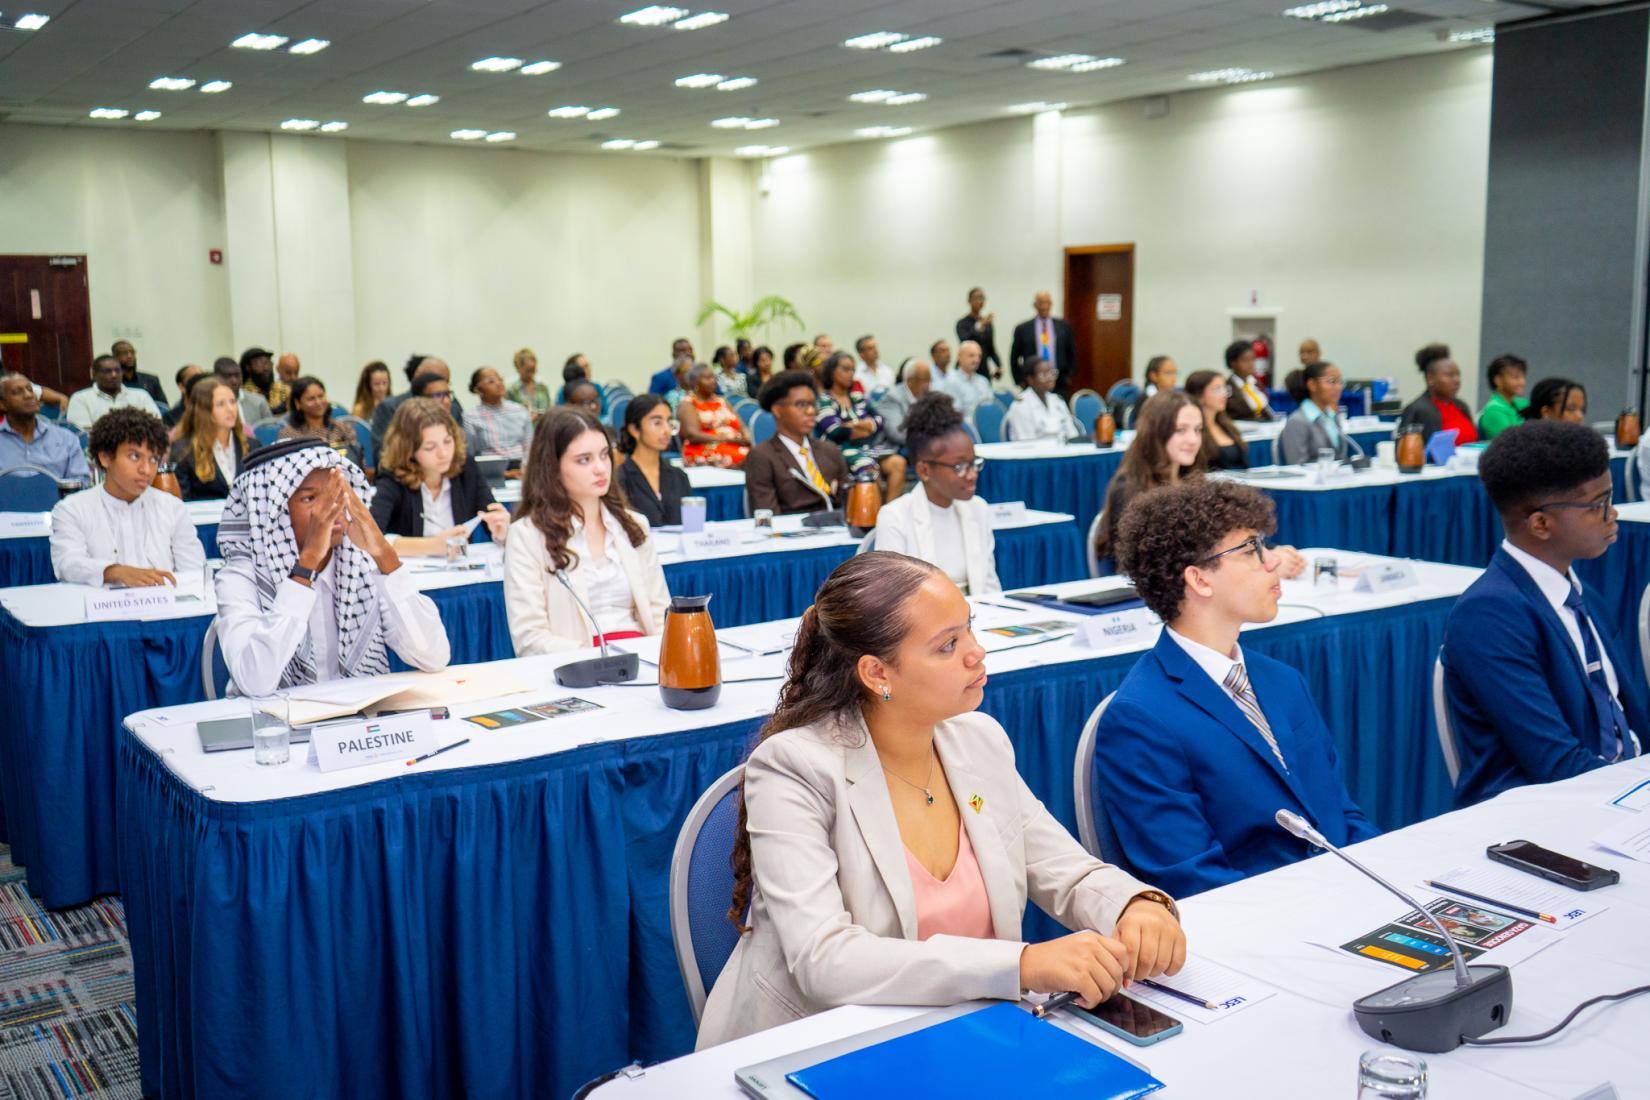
250, 696, 291, 766
752, 508, 774, 531
1358, 1051, 1426, 1099
1316, 446, 1337, 483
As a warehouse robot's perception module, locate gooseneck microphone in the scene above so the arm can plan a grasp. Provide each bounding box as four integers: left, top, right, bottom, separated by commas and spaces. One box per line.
551, 568, 640, 688
1274, 809, 1512, 1052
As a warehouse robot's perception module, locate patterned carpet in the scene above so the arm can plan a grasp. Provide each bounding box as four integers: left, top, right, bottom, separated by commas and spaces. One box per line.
0, 849, 137, 1099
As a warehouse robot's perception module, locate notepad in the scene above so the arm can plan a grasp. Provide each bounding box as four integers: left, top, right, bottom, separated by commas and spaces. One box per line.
785, 1002, 1163, 1100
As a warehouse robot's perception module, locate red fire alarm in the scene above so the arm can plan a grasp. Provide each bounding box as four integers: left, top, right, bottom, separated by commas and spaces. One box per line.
209, 249, 223, 265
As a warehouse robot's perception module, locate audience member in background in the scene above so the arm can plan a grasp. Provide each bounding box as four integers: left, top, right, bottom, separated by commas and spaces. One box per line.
660, 357, 694, 413
464, 366, 533, 468
1005, 359, 1081, 442
873, 394, 1000, 595
1398, 342, 1477, 445
504, 408, 671, 655
854, 335, 896, 395
0, 370, 70, 419
170, 377, 257, 500
1446, 421, 1643, 805
1522, 377, 1587, 424
679, 363, 752, 468
956, 286, 1002, 379
51, 408, 202, 587
751, 345, 776, 388
930, 339, 953, 388
650, 338, 695, 395
371, 397, 508, 554
561, 353, 606, 412
876, 359, 932, 448
813, 333, 835, 359
1101, 478, 1378, 897
112, 340, 166, 406
781, 343, 805, 373
241, 347, 289, 415
1130, 355, 1178, 423
818, 351, 906, 497
508, 348, 552, 418
1297, 338, 1321, 368
941, 340, 993, 420
215, 438, 449, 693
1477, 354, 1529, 440
698, 551, 1184, 1049
371, 355, 455, 451
352, 360, 392, 423
1011, 290, 1074, 392
1185, 370, 1248, 470
618, 394, 691, 527
276, 352, 301, 387
1276, 362, 1349, 466
214, 357, 271, 425
67, 354, 160, 429
736, 337, 753, 372
0, 371, 89, 483
745, 370, 849, 515
1225, 341, 1274, 422
165, 364, 206, 429
279, 376, 361, 467
563, 379, 604, 422
712, 345, 749, 399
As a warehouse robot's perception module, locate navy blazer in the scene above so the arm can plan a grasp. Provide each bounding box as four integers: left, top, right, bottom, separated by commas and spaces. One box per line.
1444, 548, 1648, 807
1096, 631, 1378, 897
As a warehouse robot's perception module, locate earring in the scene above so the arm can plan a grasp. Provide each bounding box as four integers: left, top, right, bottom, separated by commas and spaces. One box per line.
881, 685, 891, 702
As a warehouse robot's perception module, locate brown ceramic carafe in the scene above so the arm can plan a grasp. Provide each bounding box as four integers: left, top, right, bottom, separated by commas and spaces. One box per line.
1396, 427, 1425, 474
153, 464, 183, 499
1616, 409, 1640, 450
659, 594, 721, 710
1093, 408, 1116, 447
845, 475, 881, 536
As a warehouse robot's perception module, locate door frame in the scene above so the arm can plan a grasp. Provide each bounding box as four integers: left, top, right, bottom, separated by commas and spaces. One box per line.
1063, 243, 1135, 396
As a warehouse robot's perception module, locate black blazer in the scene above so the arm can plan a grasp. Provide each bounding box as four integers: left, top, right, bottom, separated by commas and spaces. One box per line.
1009, 316, 1075, 390
618, 456, 691, 527
370, 455, 497, 537
168, 436, 255, 500
1396, 394, 1474, 445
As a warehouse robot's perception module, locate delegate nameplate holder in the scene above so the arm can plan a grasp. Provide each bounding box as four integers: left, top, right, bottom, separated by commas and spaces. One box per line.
312, 714, 436, 773
678, 529, 740, 558
85, 586, 177, 622
1074, 606, 1160, 650
988, 500, 1028, 524
1355, 561, 1418, 594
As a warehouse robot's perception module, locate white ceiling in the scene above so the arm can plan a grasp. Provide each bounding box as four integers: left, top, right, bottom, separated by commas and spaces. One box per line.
0, 0, 1606, 157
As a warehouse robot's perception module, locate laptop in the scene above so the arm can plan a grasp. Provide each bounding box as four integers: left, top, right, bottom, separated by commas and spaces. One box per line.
475, 454, 509, 489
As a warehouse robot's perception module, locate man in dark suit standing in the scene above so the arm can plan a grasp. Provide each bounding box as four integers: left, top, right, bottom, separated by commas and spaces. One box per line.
744, 370, 849, 516
955, 287, 1002, 380
1010, 290, 1075, 393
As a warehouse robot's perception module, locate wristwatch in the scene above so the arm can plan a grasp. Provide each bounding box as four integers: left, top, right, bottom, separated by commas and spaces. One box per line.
1129, 889, 1180, 921
289, 563, 318, 584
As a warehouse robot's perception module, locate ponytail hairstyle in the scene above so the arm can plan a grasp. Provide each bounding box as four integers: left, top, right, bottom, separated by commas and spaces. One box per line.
727, 551, 939, 930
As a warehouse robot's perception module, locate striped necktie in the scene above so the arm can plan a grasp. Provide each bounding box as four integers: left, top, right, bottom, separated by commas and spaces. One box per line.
798, 441, 830, 493
1223, 663, 1289, 771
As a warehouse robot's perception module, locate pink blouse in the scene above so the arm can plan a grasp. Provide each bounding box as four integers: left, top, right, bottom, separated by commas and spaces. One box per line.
904, 821, 997, 941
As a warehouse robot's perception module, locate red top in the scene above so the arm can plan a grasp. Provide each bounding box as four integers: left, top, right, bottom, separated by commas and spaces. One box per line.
1433, 397, 1478, 445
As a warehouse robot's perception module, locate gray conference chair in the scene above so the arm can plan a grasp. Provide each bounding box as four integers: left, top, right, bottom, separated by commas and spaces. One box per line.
1639, 585, 1650, 690
1072, 693, 1121, 863
200, 619, 233, 701
1432, 649, 1462, 788
1085, 509, 1106, 579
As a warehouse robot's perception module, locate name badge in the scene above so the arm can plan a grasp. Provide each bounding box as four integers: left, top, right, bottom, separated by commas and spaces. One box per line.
989, 500, 1028, 524
678, 529, 739, 558
1355, 561, 1418, 594
1074, 607, 1160, 650
312, 714, 437, 773
85, 586, 176, 621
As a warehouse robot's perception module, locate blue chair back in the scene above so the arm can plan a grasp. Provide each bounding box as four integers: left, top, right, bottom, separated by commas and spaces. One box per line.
732, 398, 760, 426
609, 394, 632, 432
201, 619, 233, 700
1071, 390, 1103, 432
602, 381, 633, 402
1104, 379, 1140, 409
38, 402, 60, 421
972, 400, 1006, 444
670, 766, 746, 1023
339, 416, 374, 470
750, 409, 776, 445
0, 465, 61, 511
993, 390, 1014, 411
330, 404, 349, 421
1073, 694, 1130, 871
251, 420, 284, 447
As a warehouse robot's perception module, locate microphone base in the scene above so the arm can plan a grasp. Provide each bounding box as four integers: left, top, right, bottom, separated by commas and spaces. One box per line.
1353, 964, 1512, 1053
802, 509, 845, 528
553, 653, 640, 688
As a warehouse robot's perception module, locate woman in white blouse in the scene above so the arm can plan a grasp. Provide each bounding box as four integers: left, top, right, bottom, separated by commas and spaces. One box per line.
1004, 359, 1081, 442
503, 408, 671, 655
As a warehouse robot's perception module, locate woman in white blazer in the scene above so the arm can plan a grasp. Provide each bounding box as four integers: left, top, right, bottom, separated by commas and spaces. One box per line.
503, 409, 670, 655
696, 552, 1187, 1049
871, 394, 1001, 596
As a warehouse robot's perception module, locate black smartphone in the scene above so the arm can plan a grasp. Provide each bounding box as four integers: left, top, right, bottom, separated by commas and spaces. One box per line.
1486, 840, 1619, 891
1068, 994, 1183, 1046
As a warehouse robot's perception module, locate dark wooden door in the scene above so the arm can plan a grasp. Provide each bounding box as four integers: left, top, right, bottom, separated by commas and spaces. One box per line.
1063, 245, 1134, 396
0, 255, 92, 396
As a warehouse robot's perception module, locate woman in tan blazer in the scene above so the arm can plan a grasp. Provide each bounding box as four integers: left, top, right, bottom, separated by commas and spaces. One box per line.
696, 551, 1187, 1049
503, 408, 670, 655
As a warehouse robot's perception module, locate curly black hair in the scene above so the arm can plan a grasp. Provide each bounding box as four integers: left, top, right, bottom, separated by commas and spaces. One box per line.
1222, 341, 1252, 368
1415, 342, 1452, 374
1485, 353, 1527, 387
757, 369, 817, 412
904, 392, 965, 461
1114, 478, 1277, 623
1478, 420, 1608, 516
88, 406, 167, 460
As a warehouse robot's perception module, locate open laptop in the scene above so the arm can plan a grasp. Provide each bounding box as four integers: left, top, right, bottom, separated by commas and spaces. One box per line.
475, 454, 510, 490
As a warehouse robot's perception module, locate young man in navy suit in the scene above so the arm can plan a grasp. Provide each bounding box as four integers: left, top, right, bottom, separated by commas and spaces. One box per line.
1098, 479, 1378, 897
1445, 420, 1644, 806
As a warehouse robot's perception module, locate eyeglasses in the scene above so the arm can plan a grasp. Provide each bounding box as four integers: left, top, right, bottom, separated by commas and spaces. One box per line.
1531, 497, 1612, 518
923, 456, 986, 476
773, 398, 816, 411
1195, 534, 1267, 567
427, 391, 452, 401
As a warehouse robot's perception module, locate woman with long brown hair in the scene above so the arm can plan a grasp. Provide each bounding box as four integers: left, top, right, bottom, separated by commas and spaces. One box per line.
369, 397, 508, 555
168, 376, 257, 500
697, 551, 1186, 1049
502, 408, 670, 655
351, 360, 392, 422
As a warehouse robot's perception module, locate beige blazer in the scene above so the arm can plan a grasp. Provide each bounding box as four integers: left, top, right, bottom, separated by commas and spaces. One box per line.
502, 506, 671, 655
871, 490, 1001, 596
696, 711, 1156, 1049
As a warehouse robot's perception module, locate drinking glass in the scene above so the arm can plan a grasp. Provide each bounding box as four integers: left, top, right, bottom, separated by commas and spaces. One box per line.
251, 696, 291, 766
1357, 1051, 1426, 1099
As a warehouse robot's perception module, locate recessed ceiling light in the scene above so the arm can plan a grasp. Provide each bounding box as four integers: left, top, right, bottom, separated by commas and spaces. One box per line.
200, 80, 233, 94
888, 36, 941, 53
586, 106, 621, 120
14, 13, 50, 30
288, 38, 330, 55
885, 92, 927, 106
1070, 57, 1126, 73
711, 116, 749, 129
320, 120, 349, 132
856, 125, 912, 139
133, 110, 163, 121
1007, 101, 1069, 114
520, 60, 561, 76
602, 138, 637, 149
88, 108, 129, 120
232, 32, 288, 51
1448, 27, 1494, 44
363, 91, 409, 105
280, 118, 321, 131
717, 76, 756, 91
451, 129, 487, 141
673, 11, 727, 31
633, 140, 661, 150
149, 77, 196, 92
485, 131, 516, 142
619, 6, 688, 27
1320, 3, 1388, 22
549, 106, 591, 118
1028, 53, 1124, 72
849, 90, 896, 104
744, 118, 778, 129
844, 31, 907, 50
406, 94, 440, 107
735, 144, 789, 157
676, 73, 724, 89
1187, 67, 1274, 84
1282, 1, 1361, 18
472, 57, 524, 73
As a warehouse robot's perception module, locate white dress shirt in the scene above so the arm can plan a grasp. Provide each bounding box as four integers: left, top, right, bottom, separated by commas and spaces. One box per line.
1166, 627, 1251, 707
942, 371, 995, 420
854, 360, 896, 395
1500, 540, 1619, 697
49, 484, 204, 586
420, 479, 454, 536
213, 555, 450, 696
211, 439, 234, 483
1233, 375, 1271, 416
570, 528, 644, 637
925, 495, 969, 589
1004, 390, 1080, 442
65, 385, 160, 430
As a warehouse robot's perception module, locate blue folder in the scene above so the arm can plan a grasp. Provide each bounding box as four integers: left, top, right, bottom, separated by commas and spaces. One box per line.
786, 1002, 1165, 1099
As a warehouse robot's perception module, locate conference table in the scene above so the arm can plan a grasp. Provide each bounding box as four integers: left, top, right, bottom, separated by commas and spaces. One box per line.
594, 756, 1650, 1099
116, 553, 1476, 1099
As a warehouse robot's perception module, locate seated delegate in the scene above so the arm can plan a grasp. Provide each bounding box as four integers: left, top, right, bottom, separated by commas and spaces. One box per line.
1184, 370, 1248, 471
503, 408, 671, 655
697, 551, 1186, 1048
1100, 478, 1379, 896
1445, 420, 1644, 806
1522, 376, 1587, 424
0, 370, 89, 483
616, 393, 692, 527
1476, 354, 1529, 440
1224, 342, 1273, 422
463, 366, 534, 469
370, 398, 509, 555
678, 362, 752, 468
872, 394, 1001, 596
744, 370, 851, 516
1274, 361, 1349, 465
278, 376, 363, 467
817, 351, 906, 497
214, 438, 451, 694
169, 377, 257, 500
1005, 359, 1081, 442
1130, 355, 1178, 425
50, 407, 204, 587
1397, 342, 1477, 446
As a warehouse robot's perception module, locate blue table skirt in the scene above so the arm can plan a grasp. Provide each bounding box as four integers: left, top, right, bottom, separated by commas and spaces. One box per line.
977, 452, 1122, 544
1576, 521, 1650, 690
117, 594, 1456, 1099
1262, 475, 1499, 568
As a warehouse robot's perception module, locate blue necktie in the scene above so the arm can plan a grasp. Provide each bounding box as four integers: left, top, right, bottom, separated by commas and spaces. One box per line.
1563, 585, 1632, 761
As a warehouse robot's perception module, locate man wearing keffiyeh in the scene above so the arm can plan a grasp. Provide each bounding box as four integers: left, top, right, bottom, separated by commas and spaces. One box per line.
213, 438, 450, 695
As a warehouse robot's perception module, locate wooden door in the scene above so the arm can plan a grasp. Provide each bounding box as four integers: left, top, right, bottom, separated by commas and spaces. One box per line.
0, 255, 92, 396
1063, 245, 1134, 396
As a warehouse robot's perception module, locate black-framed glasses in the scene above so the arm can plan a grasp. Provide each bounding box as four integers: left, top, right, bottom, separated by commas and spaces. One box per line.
1531, 497, 1612, 518
1196, 534, 1267, 567
925, 457, 986, 476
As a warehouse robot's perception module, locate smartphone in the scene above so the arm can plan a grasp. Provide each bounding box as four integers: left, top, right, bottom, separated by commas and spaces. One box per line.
1069, 994, 1182, 1047
1486, 840, 1619, 891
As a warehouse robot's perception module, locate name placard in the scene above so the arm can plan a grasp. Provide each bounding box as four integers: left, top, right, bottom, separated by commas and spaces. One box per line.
678, 529, 740, 558
1074, 607, 1160, 650
312, 714, 436, 773
84, 586, 176, 621
988, 500, 1028, 525
1355, 561, 1418, 594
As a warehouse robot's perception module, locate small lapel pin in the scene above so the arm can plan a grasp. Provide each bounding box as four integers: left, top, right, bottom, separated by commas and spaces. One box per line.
969, 794, 984, 814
